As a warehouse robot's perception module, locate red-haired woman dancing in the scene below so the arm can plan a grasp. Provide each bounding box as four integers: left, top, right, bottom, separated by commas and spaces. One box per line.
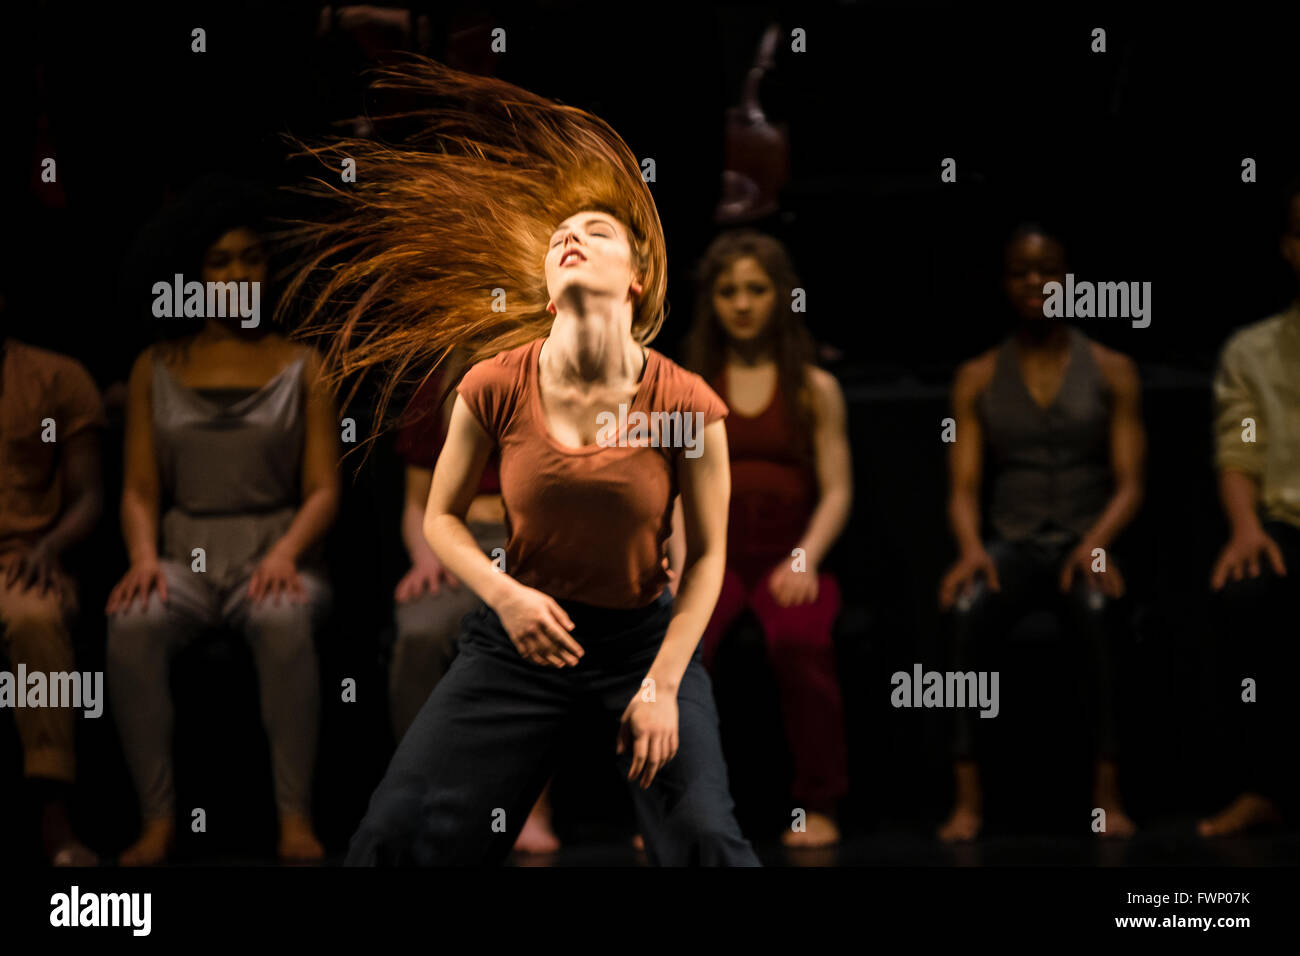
284, 58, 760, 865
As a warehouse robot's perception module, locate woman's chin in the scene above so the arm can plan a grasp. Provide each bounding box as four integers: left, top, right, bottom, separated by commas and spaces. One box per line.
725, 325, 766, 343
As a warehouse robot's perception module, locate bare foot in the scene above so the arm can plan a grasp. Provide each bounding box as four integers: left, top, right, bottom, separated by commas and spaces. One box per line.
1093, 761, 1137, 838
1197, 793, 1282, 838
783, 812, 841, 848
937, 802, 983, 842
1096, 803, 1137, 838
513, 805, 560, 854
119, 818, 174, 866
51, 840, 100, 867
41, 799, 98, 866
938, 759, 983, 843
278, 814, 325, 862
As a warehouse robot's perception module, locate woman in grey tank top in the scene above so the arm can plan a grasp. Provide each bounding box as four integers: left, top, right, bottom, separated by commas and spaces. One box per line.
104, 220, 341, 865
936, 223, 1147, 845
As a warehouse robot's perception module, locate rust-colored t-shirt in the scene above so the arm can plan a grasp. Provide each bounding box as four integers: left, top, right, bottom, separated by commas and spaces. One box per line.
456, 336, 728, 609
0, 338, 107, 553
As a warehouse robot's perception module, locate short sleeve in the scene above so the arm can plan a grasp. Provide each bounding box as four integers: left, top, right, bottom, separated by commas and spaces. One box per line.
649, 355, 729, 431
684, 374, 729, 429
455, 353, 512, 440
54, 357, 108, 438
1212, 333, 1263, 477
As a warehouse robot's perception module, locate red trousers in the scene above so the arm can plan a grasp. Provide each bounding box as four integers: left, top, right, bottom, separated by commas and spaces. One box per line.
700, 567, 848, 815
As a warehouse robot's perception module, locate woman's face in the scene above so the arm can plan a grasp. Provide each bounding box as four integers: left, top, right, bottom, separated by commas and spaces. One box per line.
200, 227, 268, 286
1003, 233, 1066, 323
545, 210, 641, 309
712, 255, 777, 342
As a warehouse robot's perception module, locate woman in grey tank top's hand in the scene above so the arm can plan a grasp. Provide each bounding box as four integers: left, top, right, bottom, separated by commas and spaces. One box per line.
935, 223, 1147, 845
105, 209, 342, 866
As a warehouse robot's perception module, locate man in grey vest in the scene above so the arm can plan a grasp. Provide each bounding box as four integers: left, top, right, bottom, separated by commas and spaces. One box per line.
936, 223, 1147, 843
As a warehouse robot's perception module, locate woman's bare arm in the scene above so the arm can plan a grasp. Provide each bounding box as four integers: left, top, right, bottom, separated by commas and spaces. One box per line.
401, 465, 437, 564
947, 355, 991, 556
644, 419, 730, 697
40, 429, 103, 557
937, 352, 999, 609
269, 349, 341, 561
120, 348, 162, 565
1057, 346, 1146, 595
1078, 346, 1146, 551
424, 396, 514, 607
793, 366, 853, 569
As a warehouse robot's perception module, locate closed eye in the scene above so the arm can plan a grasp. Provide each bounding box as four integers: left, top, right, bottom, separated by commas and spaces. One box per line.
552, 232, 610, 247
551, 220, 616, 246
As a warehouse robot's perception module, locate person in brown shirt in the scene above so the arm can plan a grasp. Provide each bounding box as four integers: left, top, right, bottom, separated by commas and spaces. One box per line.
346, 208, 760, 865
0, 327, 106, 866
283, 59, 759, 864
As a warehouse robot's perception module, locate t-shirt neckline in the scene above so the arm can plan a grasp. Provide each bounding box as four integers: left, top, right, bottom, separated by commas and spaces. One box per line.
529, 336, 657, 456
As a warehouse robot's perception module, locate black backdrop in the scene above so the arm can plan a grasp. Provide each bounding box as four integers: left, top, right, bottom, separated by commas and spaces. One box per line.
2, 2, 1297, 859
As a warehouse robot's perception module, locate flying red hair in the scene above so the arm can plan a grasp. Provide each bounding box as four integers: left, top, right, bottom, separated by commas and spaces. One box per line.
274, 55, 667, 461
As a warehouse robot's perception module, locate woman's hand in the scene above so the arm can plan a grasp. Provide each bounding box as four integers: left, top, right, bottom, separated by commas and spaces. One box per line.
767, 563, 818, 607
938, 547, 1000, 610
395, 556, 461, 603
106, 557, 169, 613
248, 546, 306, 605
1211, 524, 1287, 590
493, 581, 583, 667
1059, 541, 1125, 598
617, 689, 679, 789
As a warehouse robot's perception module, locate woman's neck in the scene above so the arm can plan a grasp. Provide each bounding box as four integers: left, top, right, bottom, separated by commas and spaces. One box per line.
545, 300, 642, 387
725, 333, 775, 367
1013, 320, 1070, 353
198, 318, 272, 346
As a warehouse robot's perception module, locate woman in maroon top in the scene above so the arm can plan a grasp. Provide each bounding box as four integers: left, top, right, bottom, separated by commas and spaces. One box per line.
284, 58, 760, 865
683, 230, 854, 847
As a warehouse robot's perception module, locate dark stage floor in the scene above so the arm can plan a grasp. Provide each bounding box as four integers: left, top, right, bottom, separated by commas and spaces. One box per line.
508, 823, 1300, 867
133, 819, 1300, 868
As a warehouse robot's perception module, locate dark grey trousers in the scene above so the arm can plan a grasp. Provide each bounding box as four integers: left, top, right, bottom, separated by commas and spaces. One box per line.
1210, 519, 1300, 811
948, 535, 1121, 760
347, 587, 761, 866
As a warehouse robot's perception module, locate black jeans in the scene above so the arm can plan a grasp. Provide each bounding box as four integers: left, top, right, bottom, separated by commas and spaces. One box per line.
1210, 520, 1300, 812
346, 587, 761, 866
947, 535, 1121, 760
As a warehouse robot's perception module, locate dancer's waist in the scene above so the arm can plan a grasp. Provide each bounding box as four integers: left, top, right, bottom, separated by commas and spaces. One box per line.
473, 585, 675, 658
550, 585, 674, 635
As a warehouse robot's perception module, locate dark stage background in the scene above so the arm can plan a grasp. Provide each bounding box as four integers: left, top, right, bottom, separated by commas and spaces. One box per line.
2, 2, 1298, 863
